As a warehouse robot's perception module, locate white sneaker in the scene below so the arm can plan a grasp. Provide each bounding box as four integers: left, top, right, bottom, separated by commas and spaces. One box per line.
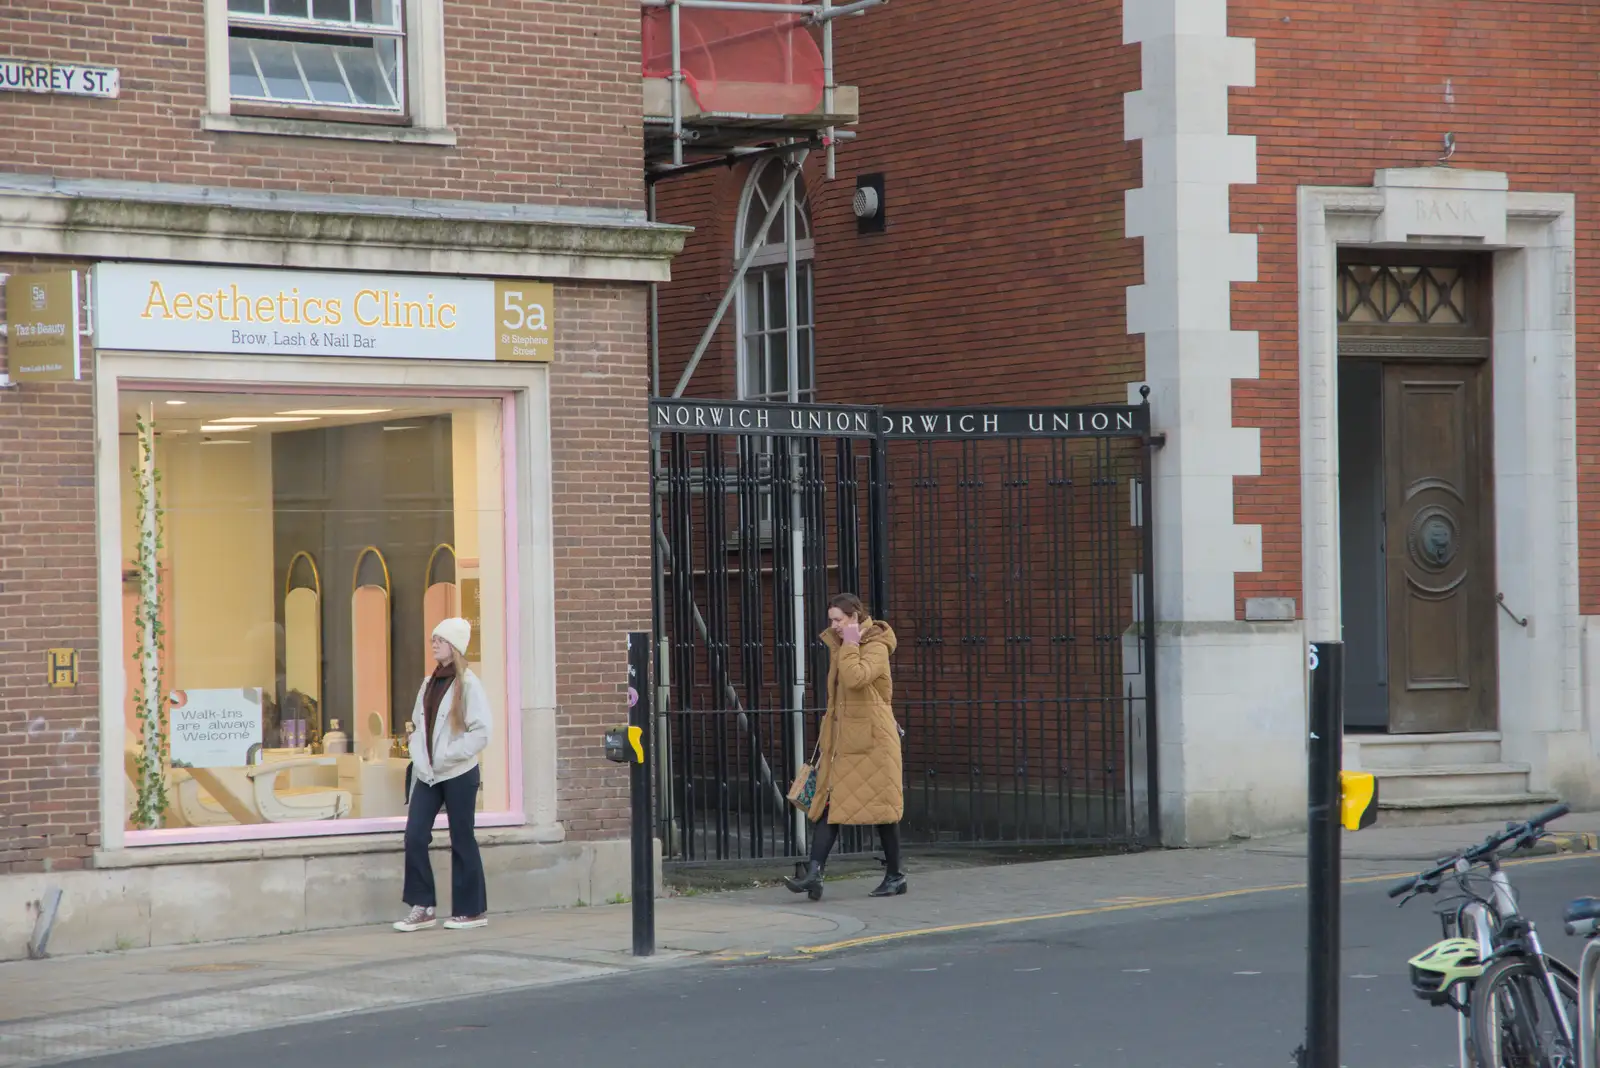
393, 905, 436, 932
443, 914, 487, 930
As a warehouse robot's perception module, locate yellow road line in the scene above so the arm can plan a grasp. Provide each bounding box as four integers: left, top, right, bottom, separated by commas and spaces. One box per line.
793, 850, 1600, 957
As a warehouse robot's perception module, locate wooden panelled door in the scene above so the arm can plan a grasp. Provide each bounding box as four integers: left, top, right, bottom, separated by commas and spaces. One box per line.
1382, 362, 1496, 733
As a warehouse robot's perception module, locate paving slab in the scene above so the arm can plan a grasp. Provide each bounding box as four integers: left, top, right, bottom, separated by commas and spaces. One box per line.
4, 818, 1595, 1067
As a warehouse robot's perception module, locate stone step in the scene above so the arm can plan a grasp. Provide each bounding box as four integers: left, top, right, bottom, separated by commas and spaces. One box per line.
1369, 763, 1532, 802
1375, 792, 1563, 829
1344, 731, 1502, 770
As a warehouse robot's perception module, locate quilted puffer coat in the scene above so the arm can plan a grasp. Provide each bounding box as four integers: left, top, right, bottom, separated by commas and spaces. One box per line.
808, 618, 903, 826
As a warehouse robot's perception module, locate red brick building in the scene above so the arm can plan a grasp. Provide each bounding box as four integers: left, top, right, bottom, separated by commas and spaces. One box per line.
653, 0, 1597, 843
0, 0, 684, 958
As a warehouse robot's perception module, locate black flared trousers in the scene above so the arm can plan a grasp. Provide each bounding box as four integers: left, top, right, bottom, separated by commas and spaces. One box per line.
402, 765, 487, 917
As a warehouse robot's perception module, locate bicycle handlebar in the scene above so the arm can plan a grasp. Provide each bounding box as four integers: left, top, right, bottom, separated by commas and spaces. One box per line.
1387, 875, 1419, 899
1528, 802, 1572, 830
1386, 802, 1569, 900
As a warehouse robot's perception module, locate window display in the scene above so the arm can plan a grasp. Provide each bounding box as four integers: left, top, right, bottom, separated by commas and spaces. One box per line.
117, 389, 512, 837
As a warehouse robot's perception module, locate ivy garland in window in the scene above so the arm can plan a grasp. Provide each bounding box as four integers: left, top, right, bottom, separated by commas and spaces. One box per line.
131, 414, 168, 829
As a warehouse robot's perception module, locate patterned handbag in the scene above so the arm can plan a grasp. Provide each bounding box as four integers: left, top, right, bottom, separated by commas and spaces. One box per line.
787, 742, 821, 811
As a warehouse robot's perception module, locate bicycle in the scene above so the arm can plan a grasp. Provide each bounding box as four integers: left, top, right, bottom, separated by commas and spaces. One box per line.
1560, 886, 1600, 1067
1389, 802, 1576, 1068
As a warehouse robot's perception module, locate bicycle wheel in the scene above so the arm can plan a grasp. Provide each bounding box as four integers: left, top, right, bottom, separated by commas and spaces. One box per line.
1470, 955, 1580, 1068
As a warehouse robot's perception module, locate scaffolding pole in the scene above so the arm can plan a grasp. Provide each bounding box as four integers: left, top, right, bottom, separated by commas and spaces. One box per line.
669, 0, 683, 165
642, 0, 882, 13
821, 0, 834, 178
648, 182, 660, 396
784, 149, 810, 843
808, 0, 883, 20
643, 0, 824, 11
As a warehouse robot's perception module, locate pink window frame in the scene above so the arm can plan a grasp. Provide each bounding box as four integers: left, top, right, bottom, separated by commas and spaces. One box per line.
120, 383, 525, 846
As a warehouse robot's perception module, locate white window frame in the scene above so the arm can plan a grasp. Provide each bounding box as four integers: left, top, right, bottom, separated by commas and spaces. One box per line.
93, 349, 560, 852
202, 0, 454, 145
734, 157, 815, 405
226, 1, 407, 116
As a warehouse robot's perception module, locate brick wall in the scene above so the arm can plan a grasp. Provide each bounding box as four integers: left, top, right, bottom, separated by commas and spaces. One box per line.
815, 0, 1141, 407
0, 255, 99, 874
1230, 1, 1600, 615
0, 270, 651, 866
1, 1, 662, 856
1, 1, 642, 208
548, 284, 650, 839
653, 0, 1143, 408
652, 168, 741, 398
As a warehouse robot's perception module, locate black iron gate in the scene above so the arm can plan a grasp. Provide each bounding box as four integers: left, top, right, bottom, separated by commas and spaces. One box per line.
649, 396, 1158, 864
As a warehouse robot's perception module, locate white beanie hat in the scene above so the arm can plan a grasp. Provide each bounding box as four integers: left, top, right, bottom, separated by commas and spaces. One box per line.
432, 617, 471, 657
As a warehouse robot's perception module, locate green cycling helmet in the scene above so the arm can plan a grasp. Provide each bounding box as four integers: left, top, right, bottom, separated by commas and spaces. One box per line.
1408, 938, 1486, 1004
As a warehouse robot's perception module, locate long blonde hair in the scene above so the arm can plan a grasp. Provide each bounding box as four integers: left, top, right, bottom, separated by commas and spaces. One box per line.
446, 647, 469, 735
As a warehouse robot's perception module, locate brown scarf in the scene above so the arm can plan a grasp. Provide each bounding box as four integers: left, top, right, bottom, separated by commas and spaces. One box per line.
422, 661, 457, 763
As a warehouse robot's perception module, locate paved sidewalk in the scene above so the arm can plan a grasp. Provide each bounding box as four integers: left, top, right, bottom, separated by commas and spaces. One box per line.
4, 818, 1596, 1067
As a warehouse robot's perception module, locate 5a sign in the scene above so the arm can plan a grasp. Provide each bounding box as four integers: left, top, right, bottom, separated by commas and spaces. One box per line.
6, 271, 81, 381
494, 281, 554, 363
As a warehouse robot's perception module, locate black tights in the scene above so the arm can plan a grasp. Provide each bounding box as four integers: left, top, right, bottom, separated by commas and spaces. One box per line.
809, 815, 902, 875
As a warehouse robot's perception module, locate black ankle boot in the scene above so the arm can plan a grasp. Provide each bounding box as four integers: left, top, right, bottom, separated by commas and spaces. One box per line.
869, 872, 907, 898
785, 861, 825, 901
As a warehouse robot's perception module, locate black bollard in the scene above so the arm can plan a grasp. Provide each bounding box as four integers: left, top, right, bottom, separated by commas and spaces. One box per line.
1301, 640, 1345, 1068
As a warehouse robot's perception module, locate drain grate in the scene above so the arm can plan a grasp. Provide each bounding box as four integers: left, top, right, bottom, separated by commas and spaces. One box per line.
170, 963, 261, 974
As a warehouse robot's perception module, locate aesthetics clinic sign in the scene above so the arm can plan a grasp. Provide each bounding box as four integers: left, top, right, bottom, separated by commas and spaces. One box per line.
93, 263, 555, 363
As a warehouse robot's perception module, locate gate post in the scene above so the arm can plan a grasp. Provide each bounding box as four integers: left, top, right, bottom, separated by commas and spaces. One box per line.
1139, 388, 1161, 847
868, 423, 889, 620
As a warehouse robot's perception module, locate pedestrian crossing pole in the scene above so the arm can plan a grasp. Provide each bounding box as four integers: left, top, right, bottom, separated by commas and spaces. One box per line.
1300, 639, 1344, 1068
627, 632, 656, 957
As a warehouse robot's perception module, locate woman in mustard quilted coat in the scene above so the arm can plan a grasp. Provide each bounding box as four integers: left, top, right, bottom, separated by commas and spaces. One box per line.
784, 592, 905, 901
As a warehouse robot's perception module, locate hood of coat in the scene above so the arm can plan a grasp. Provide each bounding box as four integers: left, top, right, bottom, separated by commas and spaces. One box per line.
820, 616, 898, 656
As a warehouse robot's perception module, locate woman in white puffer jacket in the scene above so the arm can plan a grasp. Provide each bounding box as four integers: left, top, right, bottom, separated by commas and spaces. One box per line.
394, 617, 493, 932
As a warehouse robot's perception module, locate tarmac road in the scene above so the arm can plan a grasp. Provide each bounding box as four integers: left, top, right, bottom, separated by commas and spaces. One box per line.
81, 854, 1600, 1068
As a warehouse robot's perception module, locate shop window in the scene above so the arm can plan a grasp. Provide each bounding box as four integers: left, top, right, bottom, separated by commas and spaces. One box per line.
118, 390, 511, 838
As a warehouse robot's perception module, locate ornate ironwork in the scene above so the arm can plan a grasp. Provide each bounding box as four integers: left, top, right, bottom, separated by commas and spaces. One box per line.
887, 430, 1154, 847
1339, 336, 1489, 359
649, 400, 1157, 862
1338, 264, 1468, 326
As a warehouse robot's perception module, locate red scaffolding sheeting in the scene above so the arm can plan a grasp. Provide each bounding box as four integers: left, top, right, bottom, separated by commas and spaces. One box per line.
642, 5, 824, 116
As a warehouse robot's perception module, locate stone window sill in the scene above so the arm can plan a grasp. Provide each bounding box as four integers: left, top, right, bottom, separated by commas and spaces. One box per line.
202, 112, 458, 146
95, 823, 565, 869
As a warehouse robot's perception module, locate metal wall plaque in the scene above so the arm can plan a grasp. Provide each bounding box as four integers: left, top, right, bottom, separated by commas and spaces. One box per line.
6, 271, 81, 382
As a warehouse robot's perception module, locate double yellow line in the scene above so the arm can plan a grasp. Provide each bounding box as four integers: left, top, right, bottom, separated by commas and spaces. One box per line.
787, 849, 1600, 957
